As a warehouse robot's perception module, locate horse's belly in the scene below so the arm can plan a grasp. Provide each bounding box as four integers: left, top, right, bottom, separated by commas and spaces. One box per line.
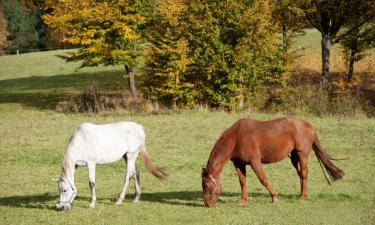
94, 146, 127, 164
260, 146, 293, 164
77, 141, 127, 164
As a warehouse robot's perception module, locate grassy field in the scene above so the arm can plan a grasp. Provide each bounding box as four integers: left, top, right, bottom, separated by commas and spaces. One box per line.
1, 30, 375, 225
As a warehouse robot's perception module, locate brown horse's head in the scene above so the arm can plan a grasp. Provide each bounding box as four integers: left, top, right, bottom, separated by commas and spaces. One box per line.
201, 168, 221, 207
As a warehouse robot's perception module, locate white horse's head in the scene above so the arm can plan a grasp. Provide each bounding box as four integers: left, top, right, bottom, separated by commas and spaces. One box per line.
54, 176, 77, 211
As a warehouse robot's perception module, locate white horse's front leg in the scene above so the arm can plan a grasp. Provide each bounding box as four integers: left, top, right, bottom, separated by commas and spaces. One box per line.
87, 162, 96, 208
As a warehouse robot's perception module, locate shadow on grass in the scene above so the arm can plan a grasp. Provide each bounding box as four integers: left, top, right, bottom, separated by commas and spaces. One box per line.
0, 70, 126, 110
0, 191, 358, 210
0, 192, 57, 209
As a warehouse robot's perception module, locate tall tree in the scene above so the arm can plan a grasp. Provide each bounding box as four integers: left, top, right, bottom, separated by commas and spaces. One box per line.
337, 3, 375, 82
43, 0, 146, 96
302, 0, 371, 84
0, 5, 8, 55
1, 0, 39, 54
272, 0, 306, 53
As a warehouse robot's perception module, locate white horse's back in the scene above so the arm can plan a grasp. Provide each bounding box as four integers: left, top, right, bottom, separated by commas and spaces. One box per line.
69, 121, 145, 165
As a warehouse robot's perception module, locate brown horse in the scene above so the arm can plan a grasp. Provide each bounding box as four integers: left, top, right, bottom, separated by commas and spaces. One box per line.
201, 117, 344, 207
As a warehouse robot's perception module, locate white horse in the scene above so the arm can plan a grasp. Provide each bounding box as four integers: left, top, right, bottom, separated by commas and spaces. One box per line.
54, 121, 167, 211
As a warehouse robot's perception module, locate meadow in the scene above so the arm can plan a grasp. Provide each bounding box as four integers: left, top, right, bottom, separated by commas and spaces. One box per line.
0, 30, 375, 225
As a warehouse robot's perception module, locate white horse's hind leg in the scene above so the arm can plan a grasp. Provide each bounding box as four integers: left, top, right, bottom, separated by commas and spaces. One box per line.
133, 168, 141, 202
87, 162, 96, 208
115, 152, 138, 205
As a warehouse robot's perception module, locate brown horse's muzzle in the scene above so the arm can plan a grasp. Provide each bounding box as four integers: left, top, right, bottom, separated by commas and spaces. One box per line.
203, 196, 218, 207
204, 201, 218, 207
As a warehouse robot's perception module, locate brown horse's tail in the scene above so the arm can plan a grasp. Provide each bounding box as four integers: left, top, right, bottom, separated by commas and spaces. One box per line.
139, 146, 168, 180
312, 133, 344, 184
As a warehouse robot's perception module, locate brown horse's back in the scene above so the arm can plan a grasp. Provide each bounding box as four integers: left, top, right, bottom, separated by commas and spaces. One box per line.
231, 117, 315, 164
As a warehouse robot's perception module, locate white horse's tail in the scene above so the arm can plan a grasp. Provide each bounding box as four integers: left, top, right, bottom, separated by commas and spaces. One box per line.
139, 146, 168, 180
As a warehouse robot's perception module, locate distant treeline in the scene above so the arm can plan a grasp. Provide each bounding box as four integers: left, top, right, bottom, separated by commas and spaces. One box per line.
1, 0, 374, 114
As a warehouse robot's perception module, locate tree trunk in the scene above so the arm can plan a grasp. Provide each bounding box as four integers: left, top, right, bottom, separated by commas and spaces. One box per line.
347, 53, 355, 82
125, 65, 138, 96
282, 23, 288, 53
321, 36, 332, 84
347, 44, 357, 82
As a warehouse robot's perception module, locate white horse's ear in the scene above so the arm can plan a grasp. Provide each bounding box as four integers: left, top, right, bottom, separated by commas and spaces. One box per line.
51, 178, 59, 182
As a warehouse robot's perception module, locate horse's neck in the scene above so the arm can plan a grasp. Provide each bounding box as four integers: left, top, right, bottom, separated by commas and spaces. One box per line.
206, 144, 232, 178
61, 149, 76, 180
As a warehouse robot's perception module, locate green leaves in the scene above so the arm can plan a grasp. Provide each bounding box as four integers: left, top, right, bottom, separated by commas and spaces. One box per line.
143, 0, 286, 110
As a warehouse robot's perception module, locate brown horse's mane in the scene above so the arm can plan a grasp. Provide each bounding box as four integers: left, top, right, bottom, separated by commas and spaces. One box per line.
204, 120, 244, 173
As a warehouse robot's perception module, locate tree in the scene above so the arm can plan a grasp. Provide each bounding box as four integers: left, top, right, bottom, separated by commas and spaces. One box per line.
302, 0, 371, 84
143, 0, 285, 109
0, 5, 8, 55
272, 0, 306, 53
1, 0, 39, 54
337, 3, 375, 82
43, 0, 146, 96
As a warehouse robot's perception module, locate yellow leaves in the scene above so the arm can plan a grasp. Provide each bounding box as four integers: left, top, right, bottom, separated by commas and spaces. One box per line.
43, 0, 144, 66
157, 0, 187, 27
333, 75, 362, 94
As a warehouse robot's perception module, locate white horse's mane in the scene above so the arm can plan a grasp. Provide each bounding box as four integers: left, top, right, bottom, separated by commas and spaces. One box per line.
61, 128, 81, 178
61, 151, 74, 178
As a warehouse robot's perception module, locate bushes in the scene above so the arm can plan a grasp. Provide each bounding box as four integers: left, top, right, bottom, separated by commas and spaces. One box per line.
56, 86, 156, 114
254, 71, 373, 117
57, 76, 375, 117
142, 0, 287, 110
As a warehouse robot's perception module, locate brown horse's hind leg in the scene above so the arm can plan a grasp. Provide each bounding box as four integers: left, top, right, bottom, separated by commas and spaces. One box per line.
291, 150, 308, 199
232, 159, 247, 205
250, 160, 278, 203
298, 155, 309, 199
290, 150, 301, 175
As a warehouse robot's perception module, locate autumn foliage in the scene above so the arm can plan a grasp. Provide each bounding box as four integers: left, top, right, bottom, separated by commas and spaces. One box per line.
43, 0, 145, 67
142, 0, 287, 109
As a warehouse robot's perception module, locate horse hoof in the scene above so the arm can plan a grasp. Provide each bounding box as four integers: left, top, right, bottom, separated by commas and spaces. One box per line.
62, 205, 71, 211
272, 197, 279, 203
239, 199, 246, 206
115, 201, 122, 206
89, 203, 95, 208
133, 199, 140, 203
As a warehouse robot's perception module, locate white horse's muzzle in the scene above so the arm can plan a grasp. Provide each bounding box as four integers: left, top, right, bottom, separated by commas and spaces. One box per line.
55, 203, 71, 211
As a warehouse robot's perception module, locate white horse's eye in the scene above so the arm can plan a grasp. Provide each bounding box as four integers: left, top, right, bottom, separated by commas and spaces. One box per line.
63, 189, 67, 193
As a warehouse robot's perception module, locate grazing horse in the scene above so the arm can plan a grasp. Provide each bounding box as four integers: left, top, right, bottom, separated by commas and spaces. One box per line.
201, 117, 344, 207
54, 121, 167, 211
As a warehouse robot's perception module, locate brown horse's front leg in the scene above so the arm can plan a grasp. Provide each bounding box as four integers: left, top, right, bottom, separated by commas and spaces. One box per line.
233, 160, 247, 205
250, 160, 279, 203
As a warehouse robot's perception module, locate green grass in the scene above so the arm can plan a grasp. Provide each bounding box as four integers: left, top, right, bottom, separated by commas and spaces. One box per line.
0, 30, 375, 225
0, 49, 127, 110
0, 49, 123, 81
0, 108, 374, 225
